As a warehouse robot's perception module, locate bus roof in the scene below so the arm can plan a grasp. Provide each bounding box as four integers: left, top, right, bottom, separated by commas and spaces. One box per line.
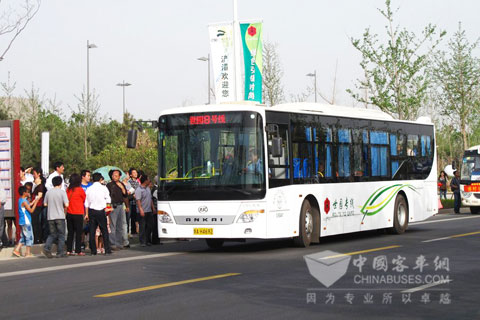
160, 102, 433, 125
466, 145, 480, 152
273, 102, 393, 121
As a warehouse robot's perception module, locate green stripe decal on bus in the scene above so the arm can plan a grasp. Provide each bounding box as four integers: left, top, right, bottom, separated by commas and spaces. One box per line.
361, 184, 418, 217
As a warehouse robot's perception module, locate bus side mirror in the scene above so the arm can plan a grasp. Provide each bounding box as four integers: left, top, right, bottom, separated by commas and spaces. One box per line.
127, 130, 138, 148
271, 137, 283, 157
452, 160, 456, 170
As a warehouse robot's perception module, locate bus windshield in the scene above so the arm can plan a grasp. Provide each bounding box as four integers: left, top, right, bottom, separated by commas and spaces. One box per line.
158, 111, 265, 200
461, 153, 480, 181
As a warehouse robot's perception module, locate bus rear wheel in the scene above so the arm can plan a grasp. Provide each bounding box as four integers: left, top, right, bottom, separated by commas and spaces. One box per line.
389, 194, 409, 234
470, 207, 480, 214
205, 239, 224, 249
293, 199, 317, 247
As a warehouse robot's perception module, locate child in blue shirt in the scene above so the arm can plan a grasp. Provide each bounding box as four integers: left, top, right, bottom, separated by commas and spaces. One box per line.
13, 185, 41, 257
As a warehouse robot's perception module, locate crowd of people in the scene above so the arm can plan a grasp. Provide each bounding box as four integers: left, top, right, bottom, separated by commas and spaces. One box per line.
438, 170, 462, 214
1, 162, 160, 258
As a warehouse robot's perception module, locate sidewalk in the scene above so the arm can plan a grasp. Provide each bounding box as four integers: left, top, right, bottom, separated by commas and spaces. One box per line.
438, 206, 471, 215
0, 243, 53, 259
0, 234, 177, 260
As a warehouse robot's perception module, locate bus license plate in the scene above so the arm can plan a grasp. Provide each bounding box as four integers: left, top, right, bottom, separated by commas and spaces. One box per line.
194, 228, 213, 235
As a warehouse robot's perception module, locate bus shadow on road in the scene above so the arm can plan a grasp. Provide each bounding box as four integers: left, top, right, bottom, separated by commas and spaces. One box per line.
187, 228, 425, 253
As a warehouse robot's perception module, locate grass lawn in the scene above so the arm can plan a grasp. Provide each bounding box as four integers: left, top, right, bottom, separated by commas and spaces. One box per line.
440, 199, 455, 209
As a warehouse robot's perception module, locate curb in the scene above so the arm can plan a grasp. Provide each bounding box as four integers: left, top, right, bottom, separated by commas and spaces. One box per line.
438, 207, 470, 214
0, 239, 179, 261
0, 244, 57, 260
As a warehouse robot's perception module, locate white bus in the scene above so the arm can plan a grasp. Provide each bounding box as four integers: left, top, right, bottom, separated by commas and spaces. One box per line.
460, 145, 480, 214
145, 102, 437, 248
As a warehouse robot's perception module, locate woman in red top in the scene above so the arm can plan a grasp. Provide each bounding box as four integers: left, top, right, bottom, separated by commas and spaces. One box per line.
66, 173, 86, 255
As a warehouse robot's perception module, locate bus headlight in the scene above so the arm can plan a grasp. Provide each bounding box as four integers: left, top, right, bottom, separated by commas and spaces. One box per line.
461, 191, 472, 198
237, 210, 265, 223
158, 210, 173, 223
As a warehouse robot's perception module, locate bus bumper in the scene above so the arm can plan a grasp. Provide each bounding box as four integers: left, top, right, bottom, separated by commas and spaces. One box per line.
158, 217, 267, 239
461, 194, 480, 207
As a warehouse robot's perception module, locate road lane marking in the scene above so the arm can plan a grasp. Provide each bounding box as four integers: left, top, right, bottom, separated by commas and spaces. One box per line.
321, 245, 402, 259
0, 252, 184, 279
422, 230, 480, 243
401, 280, 452, 293
94, 273, 241, 298
411, 215, 480, 226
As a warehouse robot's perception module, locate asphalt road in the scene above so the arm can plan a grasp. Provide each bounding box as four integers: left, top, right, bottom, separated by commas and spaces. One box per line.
0, 210, 479, 320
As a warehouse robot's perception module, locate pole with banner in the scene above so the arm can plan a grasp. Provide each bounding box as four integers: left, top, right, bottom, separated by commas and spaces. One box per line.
233, 0, 242, 102
240, 21, 263, 103
41, 132, 49, 177
208, 0, 263, 103
208, 22, 236, 103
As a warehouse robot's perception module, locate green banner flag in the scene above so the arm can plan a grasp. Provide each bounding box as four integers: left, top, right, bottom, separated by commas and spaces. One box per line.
240, 22, 262, 103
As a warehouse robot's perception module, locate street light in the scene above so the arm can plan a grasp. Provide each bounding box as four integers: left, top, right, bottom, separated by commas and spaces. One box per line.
306, 70, 317, 103
84, 40, 97, 161
86, 40, 97, 107
116, 81, 132, 117
197, 54, 211, 104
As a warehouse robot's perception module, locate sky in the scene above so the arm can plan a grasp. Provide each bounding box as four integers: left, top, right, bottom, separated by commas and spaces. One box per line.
0, 0, 479, 121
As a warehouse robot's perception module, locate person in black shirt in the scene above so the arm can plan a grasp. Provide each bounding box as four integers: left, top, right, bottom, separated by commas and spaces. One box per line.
128, 168, 140, 235
106, 170, 129, 250
450, 170, 461, 214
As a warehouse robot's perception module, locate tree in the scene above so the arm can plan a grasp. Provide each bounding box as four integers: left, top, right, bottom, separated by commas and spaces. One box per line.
14, 84, 127, 175
348, 0, 445, 120
318, 59, 339, 105
262, 41, 284, 106
289, 87, 313, 103
431, 23, 480, 150
435, 124, 464, 172
87, 131, 158, 179
70, 88, 101, 160
0, 71, 15, 119
0, 0, 41, 61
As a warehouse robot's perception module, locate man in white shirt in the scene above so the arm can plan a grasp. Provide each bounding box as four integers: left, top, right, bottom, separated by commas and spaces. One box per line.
84, 172, 112, 255
45, 161, 66, 191
20, 167, 34, 186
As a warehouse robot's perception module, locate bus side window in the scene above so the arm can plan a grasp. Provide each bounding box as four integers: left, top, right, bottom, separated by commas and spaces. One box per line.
268, 124, 290, 186
325, 127, 333, 178
370, 131, 389, 177
337, 128, 351, 178
407, 135, 419, 156
421, 135, 431, 157
291, 121, 314, 180
397, 134, 406, 156
390, 134, 399, 176
363, 130, 369, 177
353, 129, 364, 180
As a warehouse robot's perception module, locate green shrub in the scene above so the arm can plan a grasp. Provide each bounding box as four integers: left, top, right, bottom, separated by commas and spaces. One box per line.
440, 199, 455, 209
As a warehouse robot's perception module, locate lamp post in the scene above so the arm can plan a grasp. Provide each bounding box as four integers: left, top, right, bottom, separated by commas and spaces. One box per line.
116, 81, 132, 117
306, 70, 317, 103
84, 40, 97, 161
197, 54, 211, 104
86, 40, 97, 107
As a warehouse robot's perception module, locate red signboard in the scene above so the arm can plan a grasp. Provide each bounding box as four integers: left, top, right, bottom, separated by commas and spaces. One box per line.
465, 184, 480, 192
189, 114, 226, 125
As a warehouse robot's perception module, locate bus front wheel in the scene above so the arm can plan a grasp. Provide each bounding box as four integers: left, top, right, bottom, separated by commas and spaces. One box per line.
205, 239, 224, 249
389, 194, 409, 234
293, 199, 317, 247
470, 207, 480, 214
